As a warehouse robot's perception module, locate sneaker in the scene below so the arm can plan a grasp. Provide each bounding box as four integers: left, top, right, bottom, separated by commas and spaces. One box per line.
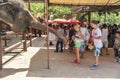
113, 59, 119, 63
91, 64, 99, 70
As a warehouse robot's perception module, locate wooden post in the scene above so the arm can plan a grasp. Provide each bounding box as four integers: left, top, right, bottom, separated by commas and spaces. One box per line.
22, 33, 27, 52
4, 37, 7, 47
28, 0, 31, 11
28, 0, 32, 46
45, 0, 50, 69
29, 28, 32, 46
0, 35, 3, 70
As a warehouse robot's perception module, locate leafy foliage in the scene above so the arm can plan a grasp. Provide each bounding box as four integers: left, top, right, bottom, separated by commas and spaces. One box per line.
25, 3, 45, 16
91, 12, 120, 24
25, 2, 120, 24
49, 6, 72, 19
25, 2, 72, 19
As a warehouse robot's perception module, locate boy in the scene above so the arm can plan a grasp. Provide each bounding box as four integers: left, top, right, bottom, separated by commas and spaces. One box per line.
91, 20, 103, 70
113, 31, 120, 63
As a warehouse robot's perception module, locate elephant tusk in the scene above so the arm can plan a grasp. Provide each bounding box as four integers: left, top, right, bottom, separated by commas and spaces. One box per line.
0, 18, 13, 27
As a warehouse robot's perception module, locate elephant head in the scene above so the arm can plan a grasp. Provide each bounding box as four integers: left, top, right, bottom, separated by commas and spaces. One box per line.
0, 0, 67, 43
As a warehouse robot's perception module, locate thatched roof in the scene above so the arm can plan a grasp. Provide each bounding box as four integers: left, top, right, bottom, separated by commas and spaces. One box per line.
49, 0, 120, 6
24, 0, 120, 12
24, 0, 120, 6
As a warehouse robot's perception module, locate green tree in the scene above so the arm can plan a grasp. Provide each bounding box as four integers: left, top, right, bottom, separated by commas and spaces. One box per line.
26, 3, 45, 16
25, 3, 120, 24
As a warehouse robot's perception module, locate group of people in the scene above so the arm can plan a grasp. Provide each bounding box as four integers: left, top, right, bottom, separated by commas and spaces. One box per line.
52, 20, 120, 70
68, 20, 103, 70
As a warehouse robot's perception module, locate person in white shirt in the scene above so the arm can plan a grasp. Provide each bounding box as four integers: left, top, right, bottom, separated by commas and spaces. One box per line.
80, 23, 90, 58
91, 20, 103, 70
102, 24, 109, 55
49, 32, 55, 46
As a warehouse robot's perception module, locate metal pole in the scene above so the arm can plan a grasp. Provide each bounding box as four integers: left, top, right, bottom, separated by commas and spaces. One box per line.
45, 0, 50, 69
0, 35, 3, 70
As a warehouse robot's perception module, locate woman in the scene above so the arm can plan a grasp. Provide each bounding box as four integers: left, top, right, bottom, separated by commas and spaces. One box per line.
73, 24, 84, 64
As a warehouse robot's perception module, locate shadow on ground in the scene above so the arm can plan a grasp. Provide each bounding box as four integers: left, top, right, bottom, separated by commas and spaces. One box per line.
0, 68, 28, 78
26, 48, 120, 78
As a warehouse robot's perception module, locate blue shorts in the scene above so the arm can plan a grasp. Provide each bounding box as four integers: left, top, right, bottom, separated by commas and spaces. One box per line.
94, 47, 101, 56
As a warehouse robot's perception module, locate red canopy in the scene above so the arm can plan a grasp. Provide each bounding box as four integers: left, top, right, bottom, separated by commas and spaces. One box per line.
67, 19, 81, 24
52, 19, 68, 24
52, 19, 81, 24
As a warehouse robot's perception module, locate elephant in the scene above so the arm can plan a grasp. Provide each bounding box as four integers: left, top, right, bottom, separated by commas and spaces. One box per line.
0, 0, 67, 43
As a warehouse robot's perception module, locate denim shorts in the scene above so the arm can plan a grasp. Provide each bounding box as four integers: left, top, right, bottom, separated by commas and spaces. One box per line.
80, 41, 86, 52
94, 47, 101, 56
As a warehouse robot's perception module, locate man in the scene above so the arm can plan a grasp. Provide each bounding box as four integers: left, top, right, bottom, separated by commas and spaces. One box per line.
55, 26, 64, 53
91, 20, 103, 70
80, 21, 90, 58
101, 24, 109, 55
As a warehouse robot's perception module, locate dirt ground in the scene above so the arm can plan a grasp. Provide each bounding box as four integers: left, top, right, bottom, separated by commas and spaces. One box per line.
0, 37, 120, 80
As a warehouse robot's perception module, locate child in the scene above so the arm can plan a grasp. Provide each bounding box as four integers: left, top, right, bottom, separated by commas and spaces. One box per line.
73, 24, 84, 64
91, 20, 103, 70
113, 31, 120, 63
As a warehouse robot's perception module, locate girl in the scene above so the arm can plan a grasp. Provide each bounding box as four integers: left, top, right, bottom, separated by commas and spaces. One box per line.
73, 25, 84, 64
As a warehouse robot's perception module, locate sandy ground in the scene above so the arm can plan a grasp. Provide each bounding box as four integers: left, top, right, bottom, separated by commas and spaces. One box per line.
0, 37, 120, 80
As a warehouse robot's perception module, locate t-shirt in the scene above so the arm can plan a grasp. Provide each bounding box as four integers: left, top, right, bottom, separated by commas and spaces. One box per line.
102, 28, 108, 41
92, 27, 103, 48
57, 28, 64, 41
74, 34, 83, 43
48, 32, 55, 41
57, 29, 64, 35
80, 27, 90, 41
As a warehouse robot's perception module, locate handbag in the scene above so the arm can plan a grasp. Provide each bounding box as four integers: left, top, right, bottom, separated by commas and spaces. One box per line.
88, 43, 94, 50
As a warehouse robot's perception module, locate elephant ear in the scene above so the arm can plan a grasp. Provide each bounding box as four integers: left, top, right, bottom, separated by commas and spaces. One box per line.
0, 2, 13, 27
0, 0, 25, 27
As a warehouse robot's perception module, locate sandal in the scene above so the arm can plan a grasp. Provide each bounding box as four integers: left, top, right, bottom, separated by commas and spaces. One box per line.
74, 59, 80, 64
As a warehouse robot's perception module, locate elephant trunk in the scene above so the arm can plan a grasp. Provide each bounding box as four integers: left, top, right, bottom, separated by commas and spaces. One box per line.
30, 21, 67, 44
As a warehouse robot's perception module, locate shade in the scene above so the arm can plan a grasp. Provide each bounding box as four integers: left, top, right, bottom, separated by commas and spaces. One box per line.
49, 0, 120, 6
